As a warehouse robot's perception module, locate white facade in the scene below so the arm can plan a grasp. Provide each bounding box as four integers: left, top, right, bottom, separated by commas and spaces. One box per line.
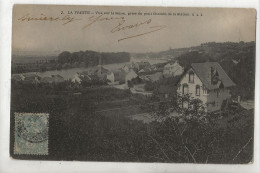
122, 64, 131, 73
71, 73, 82, 83
20, 74, 25, 81
106, 72, 115, 83
178, 69, 207, 104
163, 62, 184, 77
177, 69, 231, 112
125, 70, 138, 84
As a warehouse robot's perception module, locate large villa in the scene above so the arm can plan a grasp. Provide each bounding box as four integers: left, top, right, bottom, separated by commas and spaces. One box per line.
177, 62, 236, 112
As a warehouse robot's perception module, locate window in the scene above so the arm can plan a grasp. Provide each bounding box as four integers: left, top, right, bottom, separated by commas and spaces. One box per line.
182, 84, 189, 94
189, 71, 194, 83
183, 101, 189, 108
203, 86, 207, 95
196, 85, 200, 96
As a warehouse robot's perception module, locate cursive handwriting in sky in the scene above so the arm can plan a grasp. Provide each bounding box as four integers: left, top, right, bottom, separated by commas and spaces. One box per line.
12, 5, 256, 54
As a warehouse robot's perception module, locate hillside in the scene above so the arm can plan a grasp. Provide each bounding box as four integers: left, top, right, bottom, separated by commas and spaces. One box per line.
132, 47, 189, 60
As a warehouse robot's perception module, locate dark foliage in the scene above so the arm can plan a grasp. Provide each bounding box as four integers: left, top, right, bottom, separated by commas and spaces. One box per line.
10, 82, 253, 163
176, 51, 212, 70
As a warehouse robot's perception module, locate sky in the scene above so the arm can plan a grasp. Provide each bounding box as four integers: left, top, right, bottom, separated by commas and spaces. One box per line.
12, 5, 256, 55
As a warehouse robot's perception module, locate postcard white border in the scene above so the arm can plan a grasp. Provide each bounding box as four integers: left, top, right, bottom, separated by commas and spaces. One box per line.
0, 0, 259, 173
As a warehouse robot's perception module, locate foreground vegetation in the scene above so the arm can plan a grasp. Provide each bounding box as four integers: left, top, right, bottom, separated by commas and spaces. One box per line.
10, 82, 253, 163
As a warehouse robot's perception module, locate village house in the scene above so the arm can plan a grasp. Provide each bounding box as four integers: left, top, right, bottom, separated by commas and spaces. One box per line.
113, 69, 127, 84
132, 61, 151, 71
122, 64, 132, 73
106, 72, 115, 84
163, 61, 184, 77
41, 75, 65, 84
11, 74, 25, 82
19, 73, 41, 85
144, 72, 163, 82
125, 69, 138, 84
138, 67, 153, 74
71, 72, 83, 83
150, 64, 158, 71
88, 65, 110, 80
71, 72, 91, 84
139, 75, 150, 82
177, 62, 236, 112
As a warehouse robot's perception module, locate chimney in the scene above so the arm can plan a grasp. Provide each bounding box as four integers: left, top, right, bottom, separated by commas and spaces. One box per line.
207, 67, 212, 84
210, 66, 219, 84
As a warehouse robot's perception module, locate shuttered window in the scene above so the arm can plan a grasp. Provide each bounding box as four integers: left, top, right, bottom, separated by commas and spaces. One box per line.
183, 84, 189, 94
189, 71, 194, 83
196, 85, 200, 96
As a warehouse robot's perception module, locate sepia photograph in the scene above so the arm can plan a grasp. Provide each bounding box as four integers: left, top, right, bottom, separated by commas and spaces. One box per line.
10, 4, 256, 164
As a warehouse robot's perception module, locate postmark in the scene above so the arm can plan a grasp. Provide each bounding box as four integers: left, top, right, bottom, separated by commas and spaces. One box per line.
14, 112, 49, 155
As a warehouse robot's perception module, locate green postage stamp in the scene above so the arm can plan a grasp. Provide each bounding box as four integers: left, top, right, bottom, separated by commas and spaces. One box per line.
14, 113, 49, 155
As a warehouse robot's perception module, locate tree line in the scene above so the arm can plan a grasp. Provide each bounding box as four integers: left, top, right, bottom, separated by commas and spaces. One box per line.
57, 50, 130, 66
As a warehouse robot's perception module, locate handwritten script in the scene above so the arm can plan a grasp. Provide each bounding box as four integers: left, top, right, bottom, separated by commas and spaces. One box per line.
82, 14, 167, 42
18, 13, 167, 42
18, 13, 80, 25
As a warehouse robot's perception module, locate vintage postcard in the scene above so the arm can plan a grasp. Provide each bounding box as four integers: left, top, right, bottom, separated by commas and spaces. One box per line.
10, 4, 256, 163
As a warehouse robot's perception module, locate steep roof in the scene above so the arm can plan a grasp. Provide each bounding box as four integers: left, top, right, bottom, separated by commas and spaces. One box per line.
126, 70, 138, 78
113, 69, 126, 82
123, 64, 131, 68
191, 62, 236, 90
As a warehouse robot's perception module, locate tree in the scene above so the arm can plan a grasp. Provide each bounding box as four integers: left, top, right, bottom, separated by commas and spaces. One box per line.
57, 51, 71, 64
145, 94, 215, 163
144, 81, 157, 91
